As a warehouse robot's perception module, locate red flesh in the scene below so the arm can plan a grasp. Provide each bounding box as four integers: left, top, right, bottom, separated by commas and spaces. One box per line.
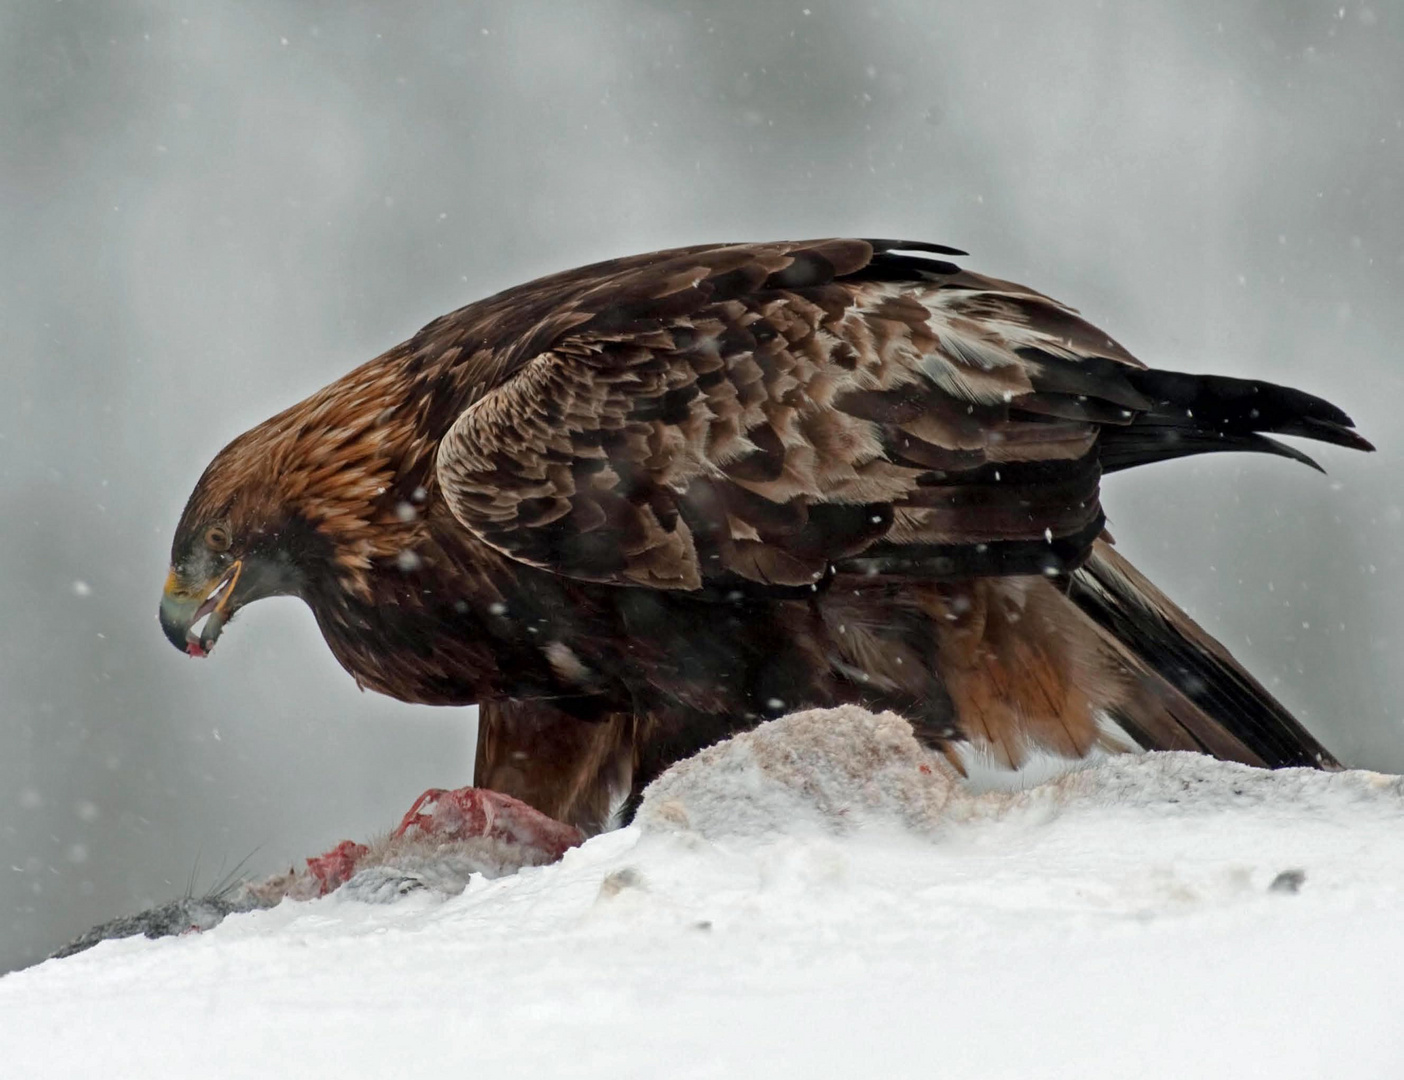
297, 789, 582, 899
394, 787, 585, 862
305, 840, 371, 896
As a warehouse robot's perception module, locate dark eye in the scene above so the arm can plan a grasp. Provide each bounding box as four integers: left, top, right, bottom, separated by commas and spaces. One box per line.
205, 524, 232, 552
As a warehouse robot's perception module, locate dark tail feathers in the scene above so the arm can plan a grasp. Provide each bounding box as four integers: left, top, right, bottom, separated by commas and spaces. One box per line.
1070, 540, 1339, 769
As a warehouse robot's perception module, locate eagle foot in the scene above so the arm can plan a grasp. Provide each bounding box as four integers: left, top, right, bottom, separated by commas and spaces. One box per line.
393, 787, 585, 862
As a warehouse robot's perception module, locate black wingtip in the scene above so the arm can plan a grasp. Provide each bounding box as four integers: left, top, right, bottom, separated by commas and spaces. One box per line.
1292, 417, 1375, 454
1124, 370, 1374, 460
1256, 435, 1326, 474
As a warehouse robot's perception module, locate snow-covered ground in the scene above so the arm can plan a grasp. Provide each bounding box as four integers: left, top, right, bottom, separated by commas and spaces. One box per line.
5, 706, 1404, 1079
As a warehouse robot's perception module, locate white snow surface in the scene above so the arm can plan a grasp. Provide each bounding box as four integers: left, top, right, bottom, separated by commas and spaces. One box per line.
6, 705, 1404, 1079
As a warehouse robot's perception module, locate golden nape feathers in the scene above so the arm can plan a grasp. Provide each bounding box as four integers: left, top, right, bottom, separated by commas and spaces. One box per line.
160, 239, 1370, 830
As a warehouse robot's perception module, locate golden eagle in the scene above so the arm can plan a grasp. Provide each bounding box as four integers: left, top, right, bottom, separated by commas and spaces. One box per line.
160, 239, 1371, 833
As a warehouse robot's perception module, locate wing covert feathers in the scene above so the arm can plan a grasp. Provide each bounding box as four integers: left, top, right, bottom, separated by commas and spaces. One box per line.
435, 239, 1143, 590
434, 239, 1367, 596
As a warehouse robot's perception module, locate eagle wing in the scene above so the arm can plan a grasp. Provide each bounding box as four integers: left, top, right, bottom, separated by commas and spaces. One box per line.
433, 238, 1359, 590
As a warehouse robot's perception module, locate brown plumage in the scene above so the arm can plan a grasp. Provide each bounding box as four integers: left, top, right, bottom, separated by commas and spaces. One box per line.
159, 239, 1372, 832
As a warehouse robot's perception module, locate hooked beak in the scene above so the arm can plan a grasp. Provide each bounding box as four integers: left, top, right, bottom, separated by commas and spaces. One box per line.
160, 561, 242, 658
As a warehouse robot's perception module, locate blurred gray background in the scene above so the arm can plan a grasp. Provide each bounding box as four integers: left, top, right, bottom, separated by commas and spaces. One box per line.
2, 0, 1401, 973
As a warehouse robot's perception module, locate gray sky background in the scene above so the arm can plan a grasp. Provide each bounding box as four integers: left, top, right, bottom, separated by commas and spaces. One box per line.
3, 0, 1401, 972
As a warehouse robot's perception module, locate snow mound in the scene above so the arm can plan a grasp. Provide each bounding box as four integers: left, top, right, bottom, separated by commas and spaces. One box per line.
8, 708, 1404, 1080
638, 705, 962, 838
640, 703, 1404, 838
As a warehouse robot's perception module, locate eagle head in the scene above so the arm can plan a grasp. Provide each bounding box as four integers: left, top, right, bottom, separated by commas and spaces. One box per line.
158, 359, 434, 658
159, 434, 313, 658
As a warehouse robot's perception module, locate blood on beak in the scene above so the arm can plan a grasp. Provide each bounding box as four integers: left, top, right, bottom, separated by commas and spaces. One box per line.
159, 560, 242, 657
